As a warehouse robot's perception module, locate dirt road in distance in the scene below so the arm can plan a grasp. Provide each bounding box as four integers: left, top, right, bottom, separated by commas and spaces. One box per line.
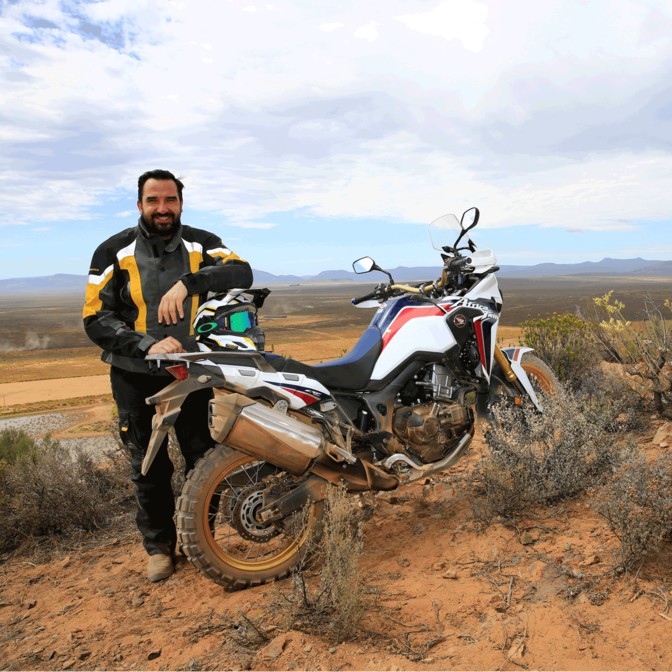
0, 375, 111, 407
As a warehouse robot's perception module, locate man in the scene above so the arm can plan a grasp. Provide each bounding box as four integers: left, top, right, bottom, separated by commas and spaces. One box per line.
83, 169, 252, 582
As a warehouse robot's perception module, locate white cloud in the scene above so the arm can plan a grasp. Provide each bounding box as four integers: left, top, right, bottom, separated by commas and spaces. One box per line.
31, 227, 51, 231
115, 211, 135, 217
1, 0, 672, 241
228, 222, 279, 229
395, 0, 489, 52
244, 6, 257, 12
0, 243, 25, 247
320, 23, 344, 32
353, 22, 379, 43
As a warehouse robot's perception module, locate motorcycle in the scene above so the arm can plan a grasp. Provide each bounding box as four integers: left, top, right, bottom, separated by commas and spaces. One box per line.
143, 207, 557, 588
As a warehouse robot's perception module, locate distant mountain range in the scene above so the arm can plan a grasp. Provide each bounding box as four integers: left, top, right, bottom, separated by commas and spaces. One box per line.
1, 257, 670, 292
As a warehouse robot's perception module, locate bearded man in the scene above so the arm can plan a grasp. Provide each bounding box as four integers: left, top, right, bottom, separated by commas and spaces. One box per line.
83, 169, 252, 581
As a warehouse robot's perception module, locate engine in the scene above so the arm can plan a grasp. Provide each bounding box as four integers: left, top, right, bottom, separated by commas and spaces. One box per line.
392, 401, 472, 463
391, 363, 473, 464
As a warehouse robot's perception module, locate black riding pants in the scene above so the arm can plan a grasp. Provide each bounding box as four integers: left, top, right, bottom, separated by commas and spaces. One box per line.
110, 366, 216, 556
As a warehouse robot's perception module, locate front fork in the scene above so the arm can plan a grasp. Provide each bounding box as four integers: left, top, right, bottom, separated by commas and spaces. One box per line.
476, 345, 543, 426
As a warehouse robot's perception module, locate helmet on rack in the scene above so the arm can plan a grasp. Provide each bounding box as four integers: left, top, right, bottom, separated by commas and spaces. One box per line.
193, 294, 266, 352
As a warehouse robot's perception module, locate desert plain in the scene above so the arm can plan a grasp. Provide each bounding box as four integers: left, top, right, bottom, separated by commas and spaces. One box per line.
0, 276, 671, 671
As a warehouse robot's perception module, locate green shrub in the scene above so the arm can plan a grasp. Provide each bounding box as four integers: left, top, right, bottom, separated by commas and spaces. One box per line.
594, 454, 672, 571
0, 428, 37, 465
520, 313, 599, 389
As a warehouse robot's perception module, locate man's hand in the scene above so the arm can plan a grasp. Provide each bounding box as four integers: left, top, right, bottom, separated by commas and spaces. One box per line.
148, 337, 185, 355
158, 280, 189, 325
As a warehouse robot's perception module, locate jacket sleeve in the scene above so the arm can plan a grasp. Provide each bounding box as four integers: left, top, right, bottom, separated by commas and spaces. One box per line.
83, 243, 157, 358
179, 234, 253, 295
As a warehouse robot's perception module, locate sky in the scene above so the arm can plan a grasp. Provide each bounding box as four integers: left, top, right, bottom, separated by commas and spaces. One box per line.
1, 0, 672, 279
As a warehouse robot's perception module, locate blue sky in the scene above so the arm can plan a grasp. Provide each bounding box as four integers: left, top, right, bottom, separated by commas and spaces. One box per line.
1, 0, 672, 279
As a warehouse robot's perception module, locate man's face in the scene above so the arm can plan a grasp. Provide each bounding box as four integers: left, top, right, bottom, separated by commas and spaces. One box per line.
137, 179, 183, 239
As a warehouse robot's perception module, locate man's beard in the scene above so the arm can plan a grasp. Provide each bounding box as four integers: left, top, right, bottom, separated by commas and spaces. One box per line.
141, 210, 181, 238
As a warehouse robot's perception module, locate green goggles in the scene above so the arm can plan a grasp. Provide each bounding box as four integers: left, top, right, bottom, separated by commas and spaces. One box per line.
226, 310, 257, 332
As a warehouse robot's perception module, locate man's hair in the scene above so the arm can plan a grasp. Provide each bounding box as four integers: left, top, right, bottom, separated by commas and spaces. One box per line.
138, 169, 185, 202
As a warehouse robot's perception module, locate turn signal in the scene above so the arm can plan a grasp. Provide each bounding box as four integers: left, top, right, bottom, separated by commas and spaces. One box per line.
166, 365, 189, 380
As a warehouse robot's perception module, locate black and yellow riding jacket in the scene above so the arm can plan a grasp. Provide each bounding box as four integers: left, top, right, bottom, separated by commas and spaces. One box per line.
83, 218, 253, 374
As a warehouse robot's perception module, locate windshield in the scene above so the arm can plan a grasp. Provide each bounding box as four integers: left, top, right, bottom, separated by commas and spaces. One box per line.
428, 213, 478, 251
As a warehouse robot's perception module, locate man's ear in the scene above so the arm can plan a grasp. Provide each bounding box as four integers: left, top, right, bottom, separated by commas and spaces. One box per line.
137, 200, 142, 213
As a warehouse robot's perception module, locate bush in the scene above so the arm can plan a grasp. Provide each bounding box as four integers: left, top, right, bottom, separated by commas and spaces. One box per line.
270, 485, 368, 642
576, 367, 645, 433
594, 454, 672, 571
580, 293, 672, 420
520, 313, 599, 389
0, 429, 129, 554
471, 385, 629, 522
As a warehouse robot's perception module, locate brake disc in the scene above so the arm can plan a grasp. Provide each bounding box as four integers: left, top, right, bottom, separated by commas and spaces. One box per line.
231, 484, 281, 543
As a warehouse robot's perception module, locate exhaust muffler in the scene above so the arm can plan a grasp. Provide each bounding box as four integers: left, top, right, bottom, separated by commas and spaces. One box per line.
209, 393, 328, 475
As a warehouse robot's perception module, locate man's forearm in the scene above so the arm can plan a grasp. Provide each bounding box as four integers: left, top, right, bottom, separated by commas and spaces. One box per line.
180, 259, 253, 295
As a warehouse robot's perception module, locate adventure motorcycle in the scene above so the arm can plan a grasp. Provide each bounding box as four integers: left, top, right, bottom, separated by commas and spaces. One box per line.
143, 208, 557, 588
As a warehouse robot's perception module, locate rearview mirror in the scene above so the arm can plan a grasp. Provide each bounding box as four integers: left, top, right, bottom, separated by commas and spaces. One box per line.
460, 207, 479, 231
353, 257, 376, 274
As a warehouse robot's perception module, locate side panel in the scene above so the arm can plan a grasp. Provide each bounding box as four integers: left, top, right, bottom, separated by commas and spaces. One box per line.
214, 364, 331, 410
371, 313, 457, 381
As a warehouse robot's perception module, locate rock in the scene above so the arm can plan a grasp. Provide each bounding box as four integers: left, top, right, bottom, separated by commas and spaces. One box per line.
442, 570, 458, 579
413, 523, 423, 535
527, 560, 546, 582
507, 640, 525, 664
60, 556, 71, 569
653, 423, 671, 445
564, 543, 572, 551
661, 442, 668, 448
0, 601, 11, 609
131, 597, 145, 607
115, 654, 123, 662
259, 635, 287, 660
147, 650, 161, 661
62, 660, 75, 670
397, 557, 410, 568
520, 531, 534, 545
288, 663, 296, 670
25, 599, 37, 609
265, 625, 277, 633
329, 647, 337, 654
578, 555, 600, 567
303, 645, 313, 653
78, 652, 91, 661
98, 599, 108, 611
45, 651, 56, 661
432, 561, 447, 571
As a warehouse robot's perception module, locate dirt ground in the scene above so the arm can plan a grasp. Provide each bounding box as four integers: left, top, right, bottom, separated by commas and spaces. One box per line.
2, 415, 672, 672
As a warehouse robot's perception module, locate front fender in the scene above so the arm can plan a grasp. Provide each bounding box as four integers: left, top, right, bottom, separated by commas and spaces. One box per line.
500, 347, 543, 412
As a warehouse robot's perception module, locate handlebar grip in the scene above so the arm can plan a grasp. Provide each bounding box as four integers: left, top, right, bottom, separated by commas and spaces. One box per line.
352, 290, 378, 305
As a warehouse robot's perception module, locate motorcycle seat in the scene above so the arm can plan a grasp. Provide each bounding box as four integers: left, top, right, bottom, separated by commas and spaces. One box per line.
264, 326, 382, 391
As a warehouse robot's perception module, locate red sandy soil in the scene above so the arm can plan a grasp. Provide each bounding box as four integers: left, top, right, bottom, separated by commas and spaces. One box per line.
2, 420, 672, 672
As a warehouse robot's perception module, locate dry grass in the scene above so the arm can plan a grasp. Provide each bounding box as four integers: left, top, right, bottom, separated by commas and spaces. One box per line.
269, 485, 369, 642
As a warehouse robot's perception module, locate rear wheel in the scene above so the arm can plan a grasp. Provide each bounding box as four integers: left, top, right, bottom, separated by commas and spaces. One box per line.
177, 445, 325, 589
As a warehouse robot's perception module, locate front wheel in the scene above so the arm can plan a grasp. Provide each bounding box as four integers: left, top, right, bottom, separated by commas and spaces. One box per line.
176, 445, 325, 589
478, 353, 559, 429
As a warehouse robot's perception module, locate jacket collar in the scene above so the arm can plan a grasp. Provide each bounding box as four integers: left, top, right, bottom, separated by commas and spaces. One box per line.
136, 217, 183, 253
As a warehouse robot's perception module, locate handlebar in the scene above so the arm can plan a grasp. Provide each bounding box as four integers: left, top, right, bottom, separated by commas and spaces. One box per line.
351, 290, 379, 305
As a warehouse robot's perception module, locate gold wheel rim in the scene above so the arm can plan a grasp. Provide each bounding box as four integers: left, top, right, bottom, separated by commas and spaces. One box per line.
202, 455, 316, 572
521, 364, 556, 394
